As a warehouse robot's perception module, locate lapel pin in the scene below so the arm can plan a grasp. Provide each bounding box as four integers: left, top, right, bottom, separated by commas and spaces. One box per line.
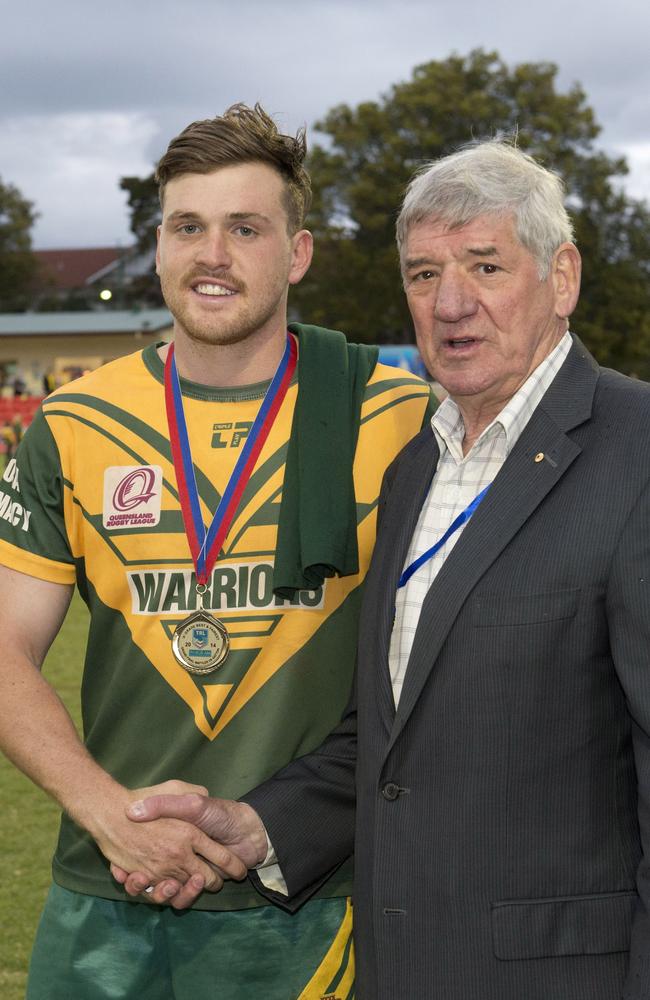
534, 452, 544, 463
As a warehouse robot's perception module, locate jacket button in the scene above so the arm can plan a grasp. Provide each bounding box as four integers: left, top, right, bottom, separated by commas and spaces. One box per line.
382, 782, 400, 801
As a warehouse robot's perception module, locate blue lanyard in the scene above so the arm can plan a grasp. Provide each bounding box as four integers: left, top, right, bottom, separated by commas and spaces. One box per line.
397, 484, 490, 589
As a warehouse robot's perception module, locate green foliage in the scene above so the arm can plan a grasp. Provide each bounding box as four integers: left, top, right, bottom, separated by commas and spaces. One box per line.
120, 174, 160, 254
0, 593, 87, 1000
291, 50, 650, 373
0, 176, 40, 312
573, 187, 650, 376
120, 174, 164, 307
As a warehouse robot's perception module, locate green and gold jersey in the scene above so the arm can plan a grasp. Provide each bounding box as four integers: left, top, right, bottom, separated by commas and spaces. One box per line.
0, 342, 431, 909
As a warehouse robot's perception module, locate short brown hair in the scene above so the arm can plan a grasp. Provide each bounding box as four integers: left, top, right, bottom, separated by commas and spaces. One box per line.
156, 102, 311, 233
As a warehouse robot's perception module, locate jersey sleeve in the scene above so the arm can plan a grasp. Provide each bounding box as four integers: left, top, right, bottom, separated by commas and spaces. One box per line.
0, 409, 75, 584
362, 363, 435, 434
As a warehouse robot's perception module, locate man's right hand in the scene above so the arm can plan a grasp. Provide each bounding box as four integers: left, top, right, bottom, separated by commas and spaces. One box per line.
89, 782, 250, 895
0, 569, 249, 900
110, 793, 268, 908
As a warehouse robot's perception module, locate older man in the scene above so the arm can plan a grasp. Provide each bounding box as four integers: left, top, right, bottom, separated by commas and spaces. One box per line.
121, 141, 650, 1000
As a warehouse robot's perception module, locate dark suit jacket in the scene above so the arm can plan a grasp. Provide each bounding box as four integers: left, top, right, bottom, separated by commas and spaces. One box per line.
245, 338, 650, 1000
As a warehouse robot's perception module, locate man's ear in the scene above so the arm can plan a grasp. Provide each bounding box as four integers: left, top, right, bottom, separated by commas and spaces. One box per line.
288, 230, 314, 286
552, 242, 581, 319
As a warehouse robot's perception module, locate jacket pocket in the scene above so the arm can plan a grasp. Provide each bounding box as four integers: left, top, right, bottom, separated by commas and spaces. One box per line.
473, 588, 580, 628
491, 890, 636, 960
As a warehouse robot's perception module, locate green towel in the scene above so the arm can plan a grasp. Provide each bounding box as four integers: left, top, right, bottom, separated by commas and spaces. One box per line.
273, 324, 379, 598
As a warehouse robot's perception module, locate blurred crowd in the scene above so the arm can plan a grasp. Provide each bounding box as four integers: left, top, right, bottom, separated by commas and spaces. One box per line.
1, 416, 23, 461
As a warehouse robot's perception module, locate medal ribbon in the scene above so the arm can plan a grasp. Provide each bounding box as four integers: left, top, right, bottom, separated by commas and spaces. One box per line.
397, 484, 490, 589
165, 334, 297, 584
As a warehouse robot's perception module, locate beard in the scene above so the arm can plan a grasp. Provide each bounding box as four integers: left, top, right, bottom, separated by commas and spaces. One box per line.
160, 268, 288, 348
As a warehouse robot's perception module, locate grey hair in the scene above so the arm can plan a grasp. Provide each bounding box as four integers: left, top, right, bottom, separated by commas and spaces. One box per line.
396, 140, 574, 279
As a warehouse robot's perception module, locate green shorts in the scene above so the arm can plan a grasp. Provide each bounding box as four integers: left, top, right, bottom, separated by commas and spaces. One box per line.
26, 885, 354, 1000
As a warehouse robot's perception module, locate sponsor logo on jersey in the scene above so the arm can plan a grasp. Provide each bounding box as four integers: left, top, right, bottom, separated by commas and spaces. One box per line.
1, 459, 31, 529
0, 491, 32, 531
103, 465, 162, 529
211, 421, 252, 449
127, 563, 325, 615
2, 458, 20, 493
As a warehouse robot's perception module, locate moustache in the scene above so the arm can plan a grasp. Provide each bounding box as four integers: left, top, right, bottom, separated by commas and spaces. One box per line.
186, 270, 246, 294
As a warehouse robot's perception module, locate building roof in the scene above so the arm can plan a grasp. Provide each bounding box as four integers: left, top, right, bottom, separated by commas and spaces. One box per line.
0, 308, 173, 336
34, 247, 128, 290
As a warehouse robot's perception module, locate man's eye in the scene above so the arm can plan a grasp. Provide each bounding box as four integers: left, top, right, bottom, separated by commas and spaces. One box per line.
478, 263, 499, 274
179, 224, 200, 235
413, 270, 435, 282
236, 225, 256, 237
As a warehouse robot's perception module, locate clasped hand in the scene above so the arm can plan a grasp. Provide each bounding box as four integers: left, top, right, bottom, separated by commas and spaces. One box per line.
110, 784, 268, 909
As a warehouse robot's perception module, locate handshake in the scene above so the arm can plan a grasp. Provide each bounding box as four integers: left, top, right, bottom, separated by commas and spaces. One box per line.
109, 786, 271, 909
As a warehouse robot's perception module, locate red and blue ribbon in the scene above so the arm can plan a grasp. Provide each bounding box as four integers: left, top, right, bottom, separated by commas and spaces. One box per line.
165, 334, 297, 584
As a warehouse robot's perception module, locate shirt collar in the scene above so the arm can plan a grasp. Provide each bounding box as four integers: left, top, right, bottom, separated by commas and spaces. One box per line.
431, 331, 573, 460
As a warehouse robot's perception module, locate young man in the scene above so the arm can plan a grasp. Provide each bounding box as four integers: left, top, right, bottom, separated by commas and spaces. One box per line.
0, 104, 432, 999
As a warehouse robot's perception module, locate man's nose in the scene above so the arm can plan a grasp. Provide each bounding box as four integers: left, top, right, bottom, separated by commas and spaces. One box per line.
195, 231, 232, 271
434, 269, 478, 322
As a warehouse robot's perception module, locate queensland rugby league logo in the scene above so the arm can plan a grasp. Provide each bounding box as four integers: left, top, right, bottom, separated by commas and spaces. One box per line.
103, 465, 162, 529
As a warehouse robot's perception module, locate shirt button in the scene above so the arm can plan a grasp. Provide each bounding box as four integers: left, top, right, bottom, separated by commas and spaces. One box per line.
382, 782, 401, 801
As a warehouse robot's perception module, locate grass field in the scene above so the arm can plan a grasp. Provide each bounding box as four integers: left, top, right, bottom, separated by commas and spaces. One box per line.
0, 591, 88, 999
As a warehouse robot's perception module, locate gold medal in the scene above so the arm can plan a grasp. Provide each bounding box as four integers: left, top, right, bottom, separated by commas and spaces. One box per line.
172, 583, 229, 674
172, 612, 229, 675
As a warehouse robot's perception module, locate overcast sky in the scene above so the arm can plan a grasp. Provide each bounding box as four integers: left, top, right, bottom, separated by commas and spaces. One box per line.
2, 0, 649, 249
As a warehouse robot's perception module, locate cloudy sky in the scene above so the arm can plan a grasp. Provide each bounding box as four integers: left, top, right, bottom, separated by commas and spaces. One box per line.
2, 0, 649, 249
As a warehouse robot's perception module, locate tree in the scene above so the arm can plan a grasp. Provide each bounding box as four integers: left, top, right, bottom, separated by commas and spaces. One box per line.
0, 177, 39, 312
119, 174, 164, 307
291, 49, 650, 376
120, 174, 160, 256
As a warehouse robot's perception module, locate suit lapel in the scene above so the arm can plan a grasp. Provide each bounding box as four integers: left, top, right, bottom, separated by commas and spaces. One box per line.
385, 338, 599, 753
366, 428, 440, 729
